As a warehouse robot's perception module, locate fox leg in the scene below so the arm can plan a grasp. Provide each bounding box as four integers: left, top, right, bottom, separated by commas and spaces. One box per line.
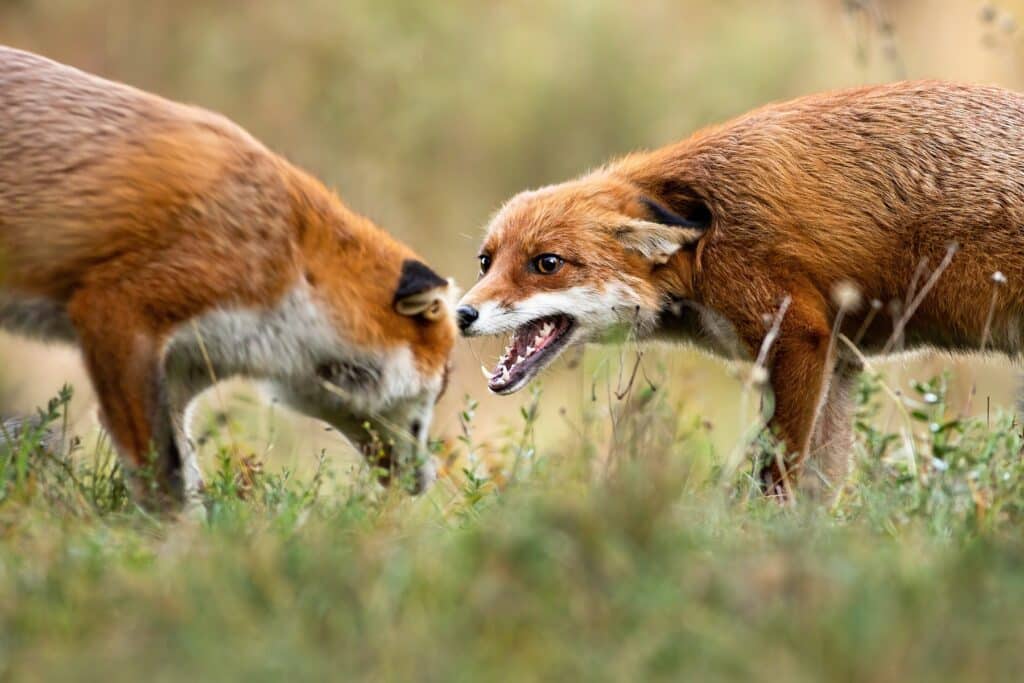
745, 294, 835, 499
800, 365, 859, 499
166, 372, 213, 508
67, 288, 184, 510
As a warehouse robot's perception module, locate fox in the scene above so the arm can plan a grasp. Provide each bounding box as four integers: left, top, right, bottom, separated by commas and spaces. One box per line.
0, 46, 456, 510
456, 80, 1024, 499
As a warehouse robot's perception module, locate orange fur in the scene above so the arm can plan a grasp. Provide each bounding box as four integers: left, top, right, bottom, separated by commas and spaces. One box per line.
462, 81, 1024, 498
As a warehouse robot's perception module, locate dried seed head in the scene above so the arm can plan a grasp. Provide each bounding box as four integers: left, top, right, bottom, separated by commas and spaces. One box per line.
831, 280, 863, 312
992, 270, 1007, 285
749, 365, 769, 387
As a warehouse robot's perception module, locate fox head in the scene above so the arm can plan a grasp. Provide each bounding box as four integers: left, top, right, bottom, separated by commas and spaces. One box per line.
267, 180, 457, 492
457, 172, 710, 394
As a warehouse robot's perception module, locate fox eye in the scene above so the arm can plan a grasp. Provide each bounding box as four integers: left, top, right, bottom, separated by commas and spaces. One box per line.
478, 254, 492, 276
532, 254, 564, 275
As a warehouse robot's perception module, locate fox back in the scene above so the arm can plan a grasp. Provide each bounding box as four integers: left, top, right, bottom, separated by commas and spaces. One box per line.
0, 46, 290, 306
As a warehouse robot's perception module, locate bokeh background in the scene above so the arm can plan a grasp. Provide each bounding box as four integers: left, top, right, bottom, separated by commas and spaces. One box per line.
2, 0, 1023, 473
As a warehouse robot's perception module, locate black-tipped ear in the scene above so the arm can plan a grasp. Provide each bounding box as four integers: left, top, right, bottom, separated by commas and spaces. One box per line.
639, 196, 711, 229
395, 260, 447, 301
611, 196, 710, 264
394, 259, 449, 319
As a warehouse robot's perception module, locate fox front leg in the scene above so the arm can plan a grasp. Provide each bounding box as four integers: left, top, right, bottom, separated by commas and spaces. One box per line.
756, 301, 835, 500
800, 365, 859, 499
68, 289, 186, 510
728, 289, 835, 500
165, 369, 214, 511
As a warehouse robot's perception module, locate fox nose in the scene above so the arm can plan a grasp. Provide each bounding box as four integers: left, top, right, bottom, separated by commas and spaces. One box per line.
456, 305, 479, 331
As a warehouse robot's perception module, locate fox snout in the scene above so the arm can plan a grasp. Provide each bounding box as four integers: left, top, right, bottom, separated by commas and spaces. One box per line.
455, 305, 479, 332
455, 287, 499, 337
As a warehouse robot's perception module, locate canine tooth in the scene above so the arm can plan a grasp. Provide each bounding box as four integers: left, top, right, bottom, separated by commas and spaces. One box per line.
501, 367, 511, 381
525, 344, 535, 355
482, 364, 493, 380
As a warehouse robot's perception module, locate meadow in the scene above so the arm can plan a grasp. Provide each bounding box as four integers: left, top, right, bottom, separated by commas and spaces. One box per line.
4, 1, 1024, 680
2, 366, 1024, 681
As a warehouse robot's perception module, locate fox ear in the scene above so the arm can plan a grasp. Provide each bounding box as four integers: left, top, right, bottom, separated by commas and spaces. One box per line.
394, 260, 449, 321
615, 197, 710, 264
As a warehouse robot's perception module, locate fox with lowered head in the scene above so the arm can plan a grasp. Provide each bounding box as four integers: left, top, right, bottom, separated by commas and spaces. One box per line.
0, 46, 457, 510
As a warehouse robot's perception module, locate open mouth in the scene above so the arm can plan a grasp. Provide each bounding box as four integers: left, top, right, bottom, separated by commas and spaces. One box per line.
487, 314, 575, 394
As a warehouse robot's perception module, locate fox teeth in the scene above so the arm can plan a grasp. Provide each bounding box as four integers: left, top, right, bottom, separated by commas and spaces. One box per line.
525, 344, 535, 355
501, 366, 511, 382
540, 322, 553, 336
482, 364, 493, 380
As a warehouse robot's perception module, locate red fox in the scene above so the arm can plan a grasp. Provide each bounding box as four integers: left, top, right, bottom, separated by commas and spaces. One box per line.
0, 46, 456, 509
457, 81, 1024, 498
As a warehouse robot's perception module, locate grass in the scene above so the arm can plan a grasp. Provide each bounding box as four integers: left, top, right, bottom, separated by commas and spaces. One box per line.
1, 364, 1024, 682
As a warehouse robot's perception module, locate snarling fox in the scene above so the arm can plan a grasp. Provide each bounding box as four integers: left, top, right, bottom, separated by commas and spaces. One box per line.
0, 46, 456, 509
457, 81, 1024, 498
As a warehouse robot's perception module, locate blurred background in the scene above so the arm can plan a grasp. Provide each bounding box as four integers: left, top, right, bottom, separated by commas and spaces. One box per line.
2, 0, 1023, 475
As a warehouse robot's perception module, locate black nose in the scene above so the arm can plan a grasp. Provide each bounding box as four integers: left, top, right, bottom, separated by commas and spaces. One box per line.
456, 305, 479, 331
